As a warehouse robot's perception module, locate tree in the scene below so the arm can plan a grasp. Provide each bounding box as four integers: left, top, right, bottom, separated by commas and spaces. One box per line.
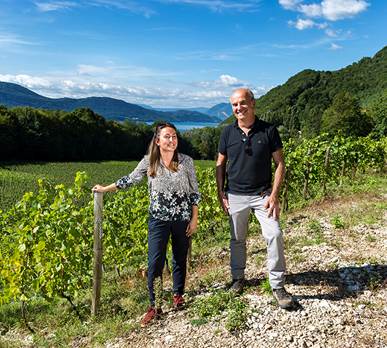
367, 91, 387, 136
321, 92, 373, 136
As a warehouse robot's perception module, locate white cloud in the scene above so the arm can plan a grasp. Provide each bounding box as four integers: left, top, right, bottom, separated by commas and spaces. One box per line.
218, 74, 243, 87
320, 0, 369, 21
329, 43, 342, 50
88, 0, 156, 17
325, 28, 338, 37
0, 33, 37, 47
290, 18, 315, 30
34, 0, 155, 17
299, 3, 322, 17
278, 0, 301, 10
159, 0, 261, 12
77, 64, 111, 75
273, 32, 350, 51
175, 50, 235, 61
288, 18, 327, 30
0, 74, 52, 88
35, 1, 78, 12
279, 0, 369, 21
0, 72, 270, 107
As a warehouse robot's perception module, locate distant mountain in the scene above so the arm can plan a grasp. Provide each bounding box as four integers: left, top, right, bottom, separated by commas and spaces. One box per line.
206, 103, 232, 120
150, 106, 210, 113
143, 103, 232, 120
224, 46, 387, 136
0, 82, 221, 123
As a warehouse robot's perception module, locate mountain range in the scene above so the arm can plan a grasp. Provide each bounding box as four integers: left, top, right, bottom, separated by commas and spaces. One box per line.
139, 103, 232, 120
224, 46, 386, 136
0, 82, 231, 123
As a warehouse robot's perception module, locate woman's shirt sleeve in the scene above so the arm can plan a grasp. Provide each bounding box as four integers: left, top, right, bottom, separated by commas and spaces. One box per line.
186, 156, 201, 206
115, 157, 148, 189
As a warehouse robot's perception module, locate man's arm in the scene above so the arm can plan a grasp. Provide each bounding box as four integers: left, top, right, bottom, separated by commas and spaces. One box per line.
264, 148, 285, 220
216, 152, 229, 215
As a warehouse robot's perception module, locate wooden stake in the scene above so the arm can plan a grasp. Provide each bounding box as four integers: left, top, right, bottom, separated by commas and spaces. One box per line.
91, 192, 103, 316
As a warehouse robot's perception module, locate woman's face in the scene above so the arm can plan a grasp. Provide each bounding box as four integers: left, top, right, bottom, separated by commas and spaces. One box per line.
156, 126, 178, 153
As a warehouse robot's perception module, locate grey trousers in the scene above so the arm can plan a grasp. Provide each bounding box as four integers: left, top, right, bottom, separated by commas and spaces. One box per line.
228, 193, 286, 289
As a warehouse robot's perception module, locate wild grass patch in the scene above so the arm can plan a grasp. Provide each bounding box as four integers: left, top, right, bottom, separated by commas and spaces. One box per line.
189, 290, 248, 331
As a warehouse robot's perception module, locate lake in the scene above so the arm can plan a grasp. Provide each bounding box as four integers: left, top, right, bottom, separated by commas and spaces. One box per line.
146, 121, 219, 132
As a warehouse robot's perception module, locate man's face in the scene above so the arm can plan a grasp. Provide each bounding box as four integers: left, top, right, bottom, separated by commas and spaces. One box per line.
230, 90, 255, 122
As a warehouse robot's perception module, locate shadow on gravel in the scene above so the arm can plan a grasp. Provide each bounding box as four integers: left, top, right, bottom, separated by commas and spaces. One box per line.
286, 264, 387, 301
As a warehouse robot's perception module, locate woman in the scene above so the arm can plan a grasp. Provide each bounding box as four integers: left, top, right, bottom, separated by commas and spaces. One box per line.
92, 122, 200, 327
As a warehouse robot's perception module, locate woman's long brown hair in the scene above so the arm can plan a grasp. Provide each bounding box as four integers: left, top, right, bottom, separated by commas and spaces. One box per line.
147, 122, 179, 177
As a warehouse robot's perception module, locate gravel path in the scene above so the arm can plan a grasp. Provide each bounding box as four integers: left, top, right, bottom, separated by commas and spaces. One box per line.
107, 195, 387, 348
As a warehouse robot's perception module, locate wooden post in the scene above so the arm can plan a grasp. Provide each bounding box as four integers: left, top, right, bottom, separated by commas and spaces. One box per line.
323, 146, 330, 196
91, 192, 103, 316
303, 149, 311, 199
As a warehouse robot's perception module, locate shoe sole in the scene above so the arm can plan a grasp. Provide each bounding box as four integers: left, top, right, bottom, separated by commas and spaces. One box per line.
278, 303, 294, 309
140, 312, 162, 327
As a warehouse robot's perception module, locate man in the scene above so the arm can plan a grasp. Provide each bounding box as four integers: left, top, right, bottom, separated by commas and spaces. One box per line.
216, 88, 293, 309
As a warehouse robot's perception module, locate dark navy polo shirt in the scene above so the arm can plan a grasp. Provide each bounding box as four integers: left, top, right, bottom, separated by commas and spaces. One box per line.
218, 118, 283, 195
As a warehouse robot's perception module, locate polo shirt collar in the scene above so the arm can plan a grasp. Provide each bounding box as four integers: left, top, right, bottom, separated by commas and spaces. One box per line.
233, 117, 260, 134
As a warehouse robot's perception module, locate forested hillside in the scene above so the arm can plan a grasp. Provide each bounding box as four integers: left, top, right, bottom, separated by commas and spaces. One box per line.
0, 82, 219, 123
224, 46, 386, 138
0, 106, 198, 161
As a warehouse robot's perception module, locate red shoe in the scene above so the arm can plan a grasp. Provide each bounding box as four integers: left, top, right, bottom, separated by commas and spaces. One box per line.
140, 307, 162, 327
173, 294, 185, 309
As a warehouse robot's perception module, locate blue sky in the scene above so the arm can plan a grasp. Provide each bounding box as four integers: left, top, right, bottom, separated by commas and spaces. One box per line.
0, 0, 385, 107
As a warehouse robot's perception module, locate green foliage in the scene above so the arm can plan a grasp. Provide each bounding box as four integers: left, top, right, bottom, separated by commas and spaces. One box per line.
282, 134, 386, 208
190, 290, 247, 331
0, 161, 140, 211
191, 291, 233, 319
0, 172, 94, 305
0, 105, 154, 161
225, 298, 248, 332
321, 92, 373, 136
182, 126, 224, 160
331, 215, 345, 229
258, 278, 272, 295
366, 90, 387, 136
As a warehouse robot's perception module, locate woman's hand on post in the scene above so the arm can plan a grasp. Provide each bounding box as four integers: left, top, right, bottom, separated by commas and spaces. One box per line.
92, 184, 106, 193
92, 183, 117, 193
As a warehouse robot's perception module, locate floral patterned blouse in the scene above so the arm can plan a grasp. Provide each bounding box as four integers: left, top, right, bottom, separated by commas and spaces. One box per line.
115, 153, 200, 221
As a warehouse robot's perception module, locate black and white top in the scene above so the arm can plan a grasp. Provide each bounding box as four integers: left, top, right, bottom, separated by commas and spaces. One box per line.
115, 153, 200, 221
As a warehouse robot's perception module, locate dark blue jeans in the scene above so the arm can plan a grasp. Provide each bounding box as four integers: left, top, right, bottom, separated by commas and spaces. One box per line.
147, 217, 190, 306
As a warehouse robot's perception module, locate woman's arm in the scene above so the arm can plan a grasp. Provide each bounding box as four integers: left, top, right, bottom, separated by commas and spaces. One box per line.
92, 157, 149, 194
115, 157, 149, 190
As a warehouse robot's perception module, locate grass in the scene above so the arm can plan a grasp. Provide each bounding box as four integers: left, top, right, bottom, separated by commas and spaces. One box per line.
189, 290, 248, 331
258, 278, 272, 296
0, 272, 148, 347
331, 215, 346, 229
196, 267, 228, 289
0, 160, 214, 211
